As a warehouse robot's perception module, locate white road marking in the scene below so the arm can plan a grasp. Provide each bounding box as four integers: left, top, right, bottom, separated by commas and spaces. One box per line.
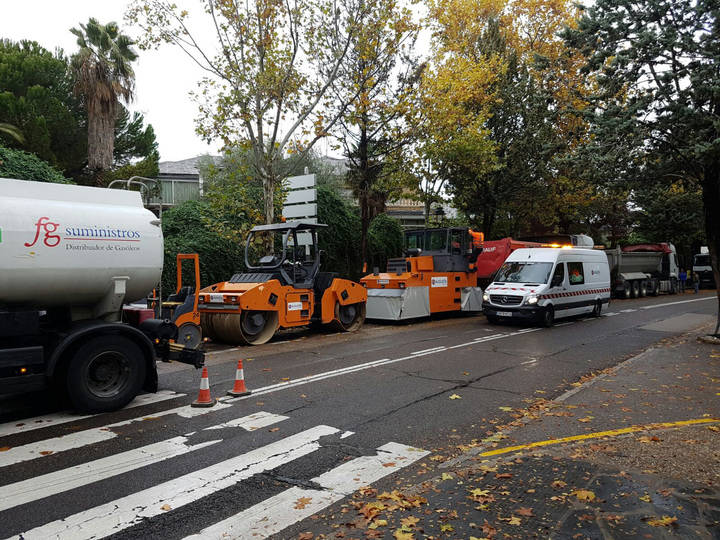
12, 425, 340, 540
411, 346, 446, 355
603, 312, 620, 316
0, 403, 231, 468
203, 411, 288, 431
0, 390, 184, 438
640, 296, 715, 310
620, 309, 637, 313
0, 438, 220, 513
183, 442, 429, 540
521, 359, 537, 365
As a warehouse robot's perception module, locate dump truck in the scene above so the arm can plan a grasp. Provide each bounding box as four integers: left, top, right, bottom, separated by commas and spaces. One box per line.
361, 227, 484, 321
604, 243, 679, 298
196, 222, 367, 345
0, 178, 204, 412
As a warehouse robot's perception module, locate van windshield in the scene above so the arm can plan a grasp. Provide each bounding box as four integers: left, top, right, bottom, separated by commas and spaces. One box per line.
694, 254, 710, 267
495, 262, 553, 284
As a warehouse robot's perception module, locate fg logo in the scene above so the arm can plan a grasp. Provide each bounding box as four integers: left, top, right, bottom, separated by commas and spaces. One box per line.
25, 217, 61, 248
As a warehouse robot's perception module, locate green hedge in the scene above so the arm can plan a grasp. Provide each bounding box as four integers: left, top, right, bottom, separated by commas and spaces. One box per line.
0, 145, 72, 183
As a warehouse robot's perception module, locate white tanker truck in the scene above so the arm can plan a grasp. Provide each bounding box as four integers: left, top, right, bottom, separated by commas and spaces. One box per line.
0, 178, 204, 412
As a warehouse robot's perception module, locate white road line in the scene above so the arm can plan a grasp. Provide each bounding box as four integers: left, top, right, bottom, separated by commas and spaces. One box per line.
0, 390, 184, 438
0, 402, 231, 468
640, 296, 715, 310
521, 359, 537, 365
620, 309, 637, 313
411, 346, 446, 355
0, 438, 220, 512
204, 411, 288, 431
183, 442, 429, 540
603, 312, 620, 316
0, 411, 287, 513
11, 425, 340, 540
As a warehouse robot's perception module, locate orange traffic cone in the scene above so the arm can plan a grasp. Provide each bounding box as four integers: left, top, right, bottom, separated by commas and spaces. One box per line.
191, 367, 215, 407
227, 359, 252, 397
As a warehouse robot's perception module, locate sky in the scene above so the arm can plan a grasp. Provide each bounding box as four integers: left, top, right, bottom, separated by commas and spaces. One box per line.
1, 0, 219, 162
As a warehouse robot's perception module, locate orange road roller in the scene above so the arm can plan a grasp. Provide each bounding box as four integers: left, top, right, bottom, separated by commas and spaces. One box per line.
196, 222, 367, 345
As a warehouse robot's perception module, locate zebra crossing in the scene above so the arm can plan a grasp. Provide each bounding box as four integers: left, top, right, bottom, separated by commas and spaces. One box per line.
0, 399, 428, 540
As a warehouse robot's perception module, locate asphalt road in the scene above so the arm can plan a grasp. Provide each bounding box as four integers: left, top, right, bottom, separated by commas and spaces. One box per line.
0, 292, 716, 539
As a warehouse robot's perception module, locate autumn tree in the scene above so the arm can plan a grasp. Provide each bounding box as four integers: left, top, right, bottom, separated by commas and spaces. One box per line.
128, 0, 382, 229
71, 19, 138, 174
336, 0, 417, 263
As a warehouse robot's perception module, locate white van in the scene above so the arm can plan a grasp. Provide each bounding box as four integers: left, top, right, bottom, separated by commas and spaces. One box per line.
482, 247, 611, 326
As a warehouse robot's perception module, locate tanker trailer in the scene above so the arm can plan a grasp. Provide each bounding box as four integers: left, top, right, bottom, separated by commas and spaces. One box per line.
0, 178, 203, 412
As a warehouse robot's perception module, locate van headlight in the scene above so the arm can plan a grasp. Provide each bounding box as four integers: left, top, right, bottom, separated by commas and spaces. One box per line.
526, 295, 539, 305
483, 293, 489, 302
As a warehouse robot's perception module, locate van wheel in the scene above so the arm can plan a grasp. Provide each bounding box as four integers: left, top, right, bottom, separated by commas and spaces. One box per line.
631, 281, 640, 298
540, 306, 555, 327
592, 300, 602, 317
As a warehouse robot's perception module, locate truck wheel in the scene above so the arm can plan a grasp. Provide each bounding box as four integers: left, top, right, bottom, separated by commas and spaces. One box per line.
623, 286, 631, 299
631, 281, 640, 298
639, 281, 648, 297
648, 281, 658, 296
540, 306, 555, 327
66, 335, 146, 413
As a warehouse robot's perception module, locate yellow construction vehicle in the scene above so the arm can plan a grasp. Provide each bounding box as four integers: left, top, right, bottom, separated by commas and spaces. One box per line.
196, 222, 367, 345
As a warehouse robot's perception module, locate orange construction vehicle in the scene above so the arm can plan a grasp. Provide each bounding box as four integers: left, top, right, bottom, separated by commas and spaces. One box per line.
361, 227, 484, 321
159, 253, 203, 349
196, 222, 367, 345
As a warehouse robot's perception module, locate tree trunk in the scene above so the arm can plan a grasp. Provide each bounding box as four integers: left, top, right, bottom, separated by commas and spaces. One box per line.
701, 162, 720, 335
87, 101, 115, 176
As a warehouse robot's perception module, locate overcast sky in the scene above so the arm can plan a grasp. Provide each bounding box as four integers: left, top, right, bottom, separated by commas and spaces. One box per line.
2, 0, 220, 162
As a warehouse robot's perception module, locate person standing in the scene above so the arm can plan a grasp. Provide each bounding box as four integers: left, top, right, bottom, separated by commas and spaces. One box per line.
679, 268, 687, 293
693, 271, 700, 293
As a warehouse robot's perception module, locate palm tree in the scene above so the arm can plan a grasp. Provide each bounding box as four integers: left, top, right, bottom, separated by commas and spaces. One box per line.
70, 18, 137, 172
0, 123, 25, 144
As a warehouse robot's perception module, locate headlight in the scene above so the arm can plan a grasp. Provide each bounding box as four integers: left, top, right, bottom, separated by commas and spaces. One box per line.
483, 293, 489, 302
526, 295, 539, 305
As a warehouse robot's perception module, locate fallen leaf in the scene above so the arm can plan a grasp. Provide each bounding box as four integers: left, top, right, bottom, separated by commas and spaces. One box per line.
495, 473, 512, 479
440, 523, 454, 532
161, 504, 172, 511
647, 515, 678, 527
508, 516, 522, 526
400, 516, 420, 528
639, 494, 651, 502
262, 368, 272, 371
708, 425, 719, 432
498, 406, 513, 412
515, 507, 534, 517
571, 490, 596, 502
294, 497, 313, 509
441, 473, 454, 480
39, 451, 53, 456
298, 533, 313, 540
382, 462, 396, 468
368, 519, 388, 529
281, 377, 290, 381
359, 502, 386, 520
551, 480, 567, 489
578, 417, 594, 423
429, 455, 445, 461
269, 427, 280, 432
449, 394, 462, 400
470, 489, 490, 497
300, 394, 307, 398
638, 435, 660, 443
393, 529, 414, 540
